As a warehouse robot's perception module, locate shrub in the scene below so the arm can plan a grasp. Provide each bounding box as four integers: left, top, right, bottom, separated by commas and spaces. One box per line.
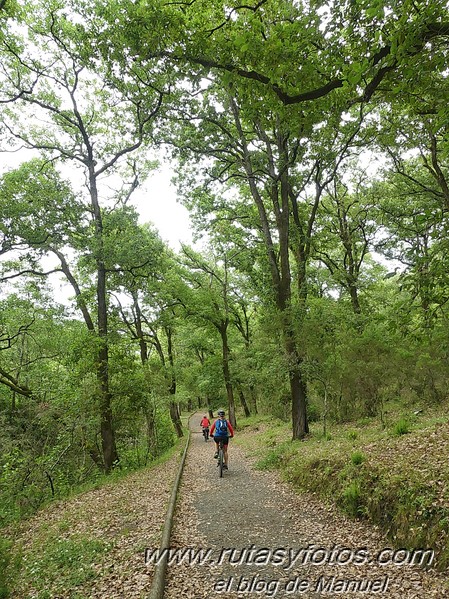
255, 442, 293, 470
393, 418, 410, 436
351, 451, 365, 465
340, 481, 362, 517
306, 403, 321, 423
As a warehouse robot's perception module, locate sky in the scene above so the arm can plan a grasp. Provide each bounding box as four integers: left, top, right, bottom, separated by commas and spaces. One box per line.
130, 161, 193, 250
1, 145, 398, 308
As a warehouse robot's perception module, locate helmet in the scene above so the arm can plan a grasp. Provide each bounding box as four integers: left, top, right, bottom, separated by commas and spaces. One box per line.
217, 409, 225, 416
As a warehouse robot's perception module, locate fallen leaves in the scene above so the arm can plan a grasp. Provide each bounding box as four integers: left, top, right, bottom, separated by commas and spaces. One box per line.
9, 454, 181, 598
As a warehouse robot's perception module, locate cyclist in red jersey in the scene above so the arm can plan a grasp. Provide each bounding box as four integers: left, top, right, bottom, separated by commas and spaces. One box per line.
210, 409, 234, 470
200, 415, 210, 441
200, 415, 210, 429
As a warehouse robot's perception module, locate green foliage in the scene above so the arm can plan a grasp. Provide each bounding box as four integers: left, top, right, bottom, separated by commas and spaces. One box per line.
340, 481, 363, 517
393, 418, 410, 436
350, 450, 365, 465
247, 412, 449, 569
21, 535, 109, 597
0, 537, 21, 599
255, 441, 296, 471
306, 402, 321, 423
2, 0, 449, 555
0, 293, 177, 527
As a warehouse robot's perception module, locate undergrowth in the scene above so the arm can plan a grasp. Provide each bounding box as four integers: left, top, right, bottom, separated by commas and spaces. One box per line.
0, 537, 20, 599
238, 404, 449, 571
1, 434, 186, 598
22, 535, 110, 599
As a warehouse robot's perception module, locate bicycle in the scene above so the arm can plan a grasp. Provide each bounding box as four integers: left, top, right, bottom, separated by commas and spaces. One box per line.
202, 426, 209, 442
217, 438, 226, 477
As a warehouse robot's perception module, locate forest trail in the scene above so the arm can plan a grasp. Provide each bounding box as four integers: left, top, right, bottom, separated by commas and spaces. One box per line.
164, 414, 447, 599
9, 413, 448, 598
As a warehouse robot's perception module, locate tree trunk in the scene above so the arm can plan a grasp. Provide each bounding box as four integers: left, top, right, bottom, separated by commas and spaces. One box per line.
166, 326, 183, 437
231, 100, 308, 438
349, 282, 362, 315
88, 165, 119, 473
249, 385, 258, 414
131, 294, 159, 456
283, 327, 309, 438
88, 445, 104, 470
145, 408, 157, 459
169, 401, 183, 437
207, 396, 213, 419
97, 317, 119, 472
53, 243, 117, 472
290, 364, 309, 438
239, 389, 251, 418
11, 390, 16, 417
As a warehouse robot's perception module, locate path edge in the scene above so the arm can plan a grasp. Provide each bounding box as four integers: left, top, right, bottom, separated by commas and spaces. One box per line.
148, 426, 191, 599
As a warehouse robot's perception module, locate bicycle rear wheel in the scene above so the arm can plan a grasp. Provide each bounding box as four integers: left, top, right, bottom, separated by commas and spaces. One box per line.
218, 446, 224, 478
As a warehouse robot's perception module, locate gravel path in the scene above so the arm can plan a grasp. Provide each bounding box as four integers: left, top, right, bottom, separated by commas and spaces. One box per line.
164, 414, 448, 599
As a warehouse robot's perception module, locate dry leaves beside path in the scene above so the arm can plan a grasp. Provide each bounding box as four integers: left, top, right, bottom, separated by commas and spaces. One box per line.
10, 452, 182, 599
166, 415, 448, 599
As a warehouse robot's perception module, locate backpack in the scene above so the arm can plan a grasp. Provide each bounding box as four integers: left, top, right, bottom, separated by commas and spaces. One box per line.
215, 418, 228, 437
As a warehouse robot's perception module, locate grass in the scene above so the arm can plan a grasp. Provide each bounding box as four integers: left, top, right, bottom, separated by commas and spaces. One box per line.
1, 435, 187, 598
350, 450, 365, 465
0, 537, 21, 599
0, 529, 109, 599
22, 535, 109, 599
236, 402, 449, 570
392, 416, 410, 436
341, 481, 363, 517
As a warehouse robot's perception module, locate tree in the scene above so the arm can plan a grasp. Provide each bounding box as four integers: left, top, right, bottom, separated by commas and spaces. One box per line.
0, 6, 163, 470
312, 169, 379, 315
68, 0, 449, 438
178, 246, 240, 427
105, 0, 449, 111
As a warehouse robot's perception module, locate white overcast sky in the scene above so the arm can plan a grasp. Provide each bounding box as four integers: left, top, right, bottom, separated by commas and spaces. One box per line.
131, 161, 193, 250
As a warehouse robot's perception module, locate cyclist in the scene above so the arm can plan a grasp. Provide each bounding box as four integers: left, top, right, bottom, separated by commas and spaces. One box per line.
210, 409, 234, 470
200, 414, 211, 440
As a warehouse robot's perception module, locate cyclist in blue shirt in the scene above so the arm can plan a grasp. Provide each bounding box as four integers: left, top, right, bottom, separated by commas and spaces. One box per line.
210, 409, 234, 470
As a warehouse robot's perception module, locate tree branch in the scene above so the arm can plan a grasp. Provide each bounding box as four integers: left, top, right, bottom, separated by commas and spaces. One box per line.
0, 366, 34, 397
49, 247, 95, 331
147, 22, 449, 106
